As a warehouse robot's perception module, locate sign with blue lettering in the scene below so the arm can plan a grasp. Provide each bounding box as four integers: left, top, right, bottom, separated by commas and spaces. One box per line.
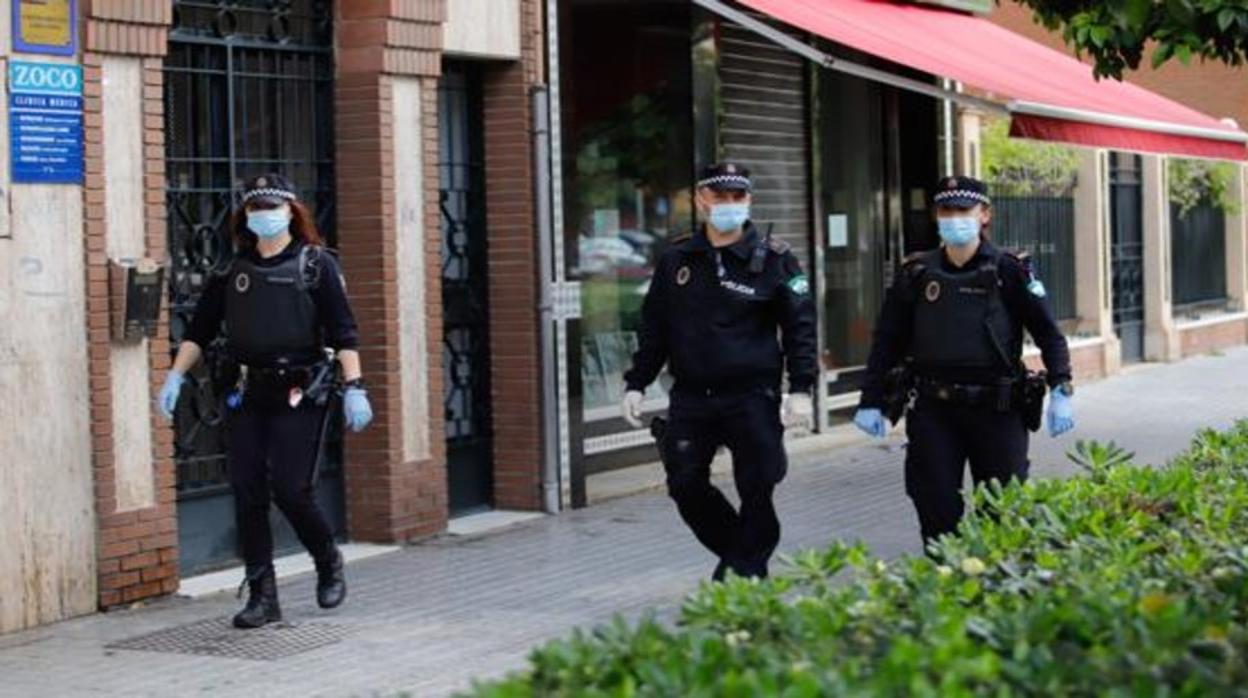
9, 61, 83, 183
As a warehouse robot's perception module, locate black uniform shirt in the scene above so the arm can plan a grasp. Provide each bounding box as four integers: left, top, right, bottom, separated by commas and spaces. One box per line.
185, 240, 360, 364
858, 239, 1071, 409
624, 222, 818, 394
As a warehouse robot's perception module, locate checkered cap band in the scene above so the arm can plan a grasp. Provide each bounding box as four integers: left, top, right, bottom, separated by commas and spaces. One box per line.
242, 187, 297, 203
697, 174, 751, 189
933, 189, 991, 206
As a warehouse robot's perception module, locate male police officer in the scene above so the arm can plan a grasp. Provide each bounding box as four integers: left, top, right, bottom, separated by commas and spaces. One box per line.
621, 163, 817, 580
853, 176, 1075, 545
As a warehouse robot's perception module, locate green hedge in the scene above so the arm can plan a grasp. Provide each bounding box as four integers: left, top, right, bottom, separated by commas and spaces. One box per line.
466, 426, 1248, 697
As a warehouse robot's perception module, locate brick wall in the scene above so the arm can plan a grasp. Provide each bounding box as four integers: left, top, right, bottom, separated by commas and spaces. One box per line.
992, 2, 1248, 128
483, 0, 546, 510
1179, 318, 1248, 357
336, 1, 448, 541
81, 2, 176, 608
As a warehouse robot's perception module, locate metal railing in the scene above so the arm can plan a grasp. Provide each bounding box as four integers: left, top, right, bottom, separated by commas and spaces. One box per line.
990, 193, 1077, 321
1171, 203, 1228, 311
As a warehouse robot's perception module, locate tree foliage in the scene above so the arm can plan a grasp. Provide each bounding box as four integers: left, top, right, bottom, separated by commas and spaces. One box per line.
1169, 157, 1241, 214
981, 118, 1080, 196
1015, 0, 1248, 79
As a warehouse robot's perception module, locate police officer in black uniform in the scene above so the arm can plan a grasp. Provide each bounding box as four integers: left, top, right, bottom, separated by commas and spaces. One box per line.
622, 163, 818, 580
854, 176, 1076, 545
157, 174, 374, 628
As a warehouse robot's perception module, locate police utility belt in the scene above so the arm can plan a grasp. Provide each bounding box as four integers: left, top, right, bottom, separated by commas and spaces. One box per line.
914, 376, 1018, 412
227, 351, 338, 410
885, 369, 1047, 432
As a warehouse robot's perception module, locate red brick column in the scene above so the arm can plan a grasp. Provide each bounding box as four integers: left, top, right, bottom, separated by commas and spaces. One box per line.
80, 1, 177, 608
336, 0, 448, 541
482, 0, 547, 510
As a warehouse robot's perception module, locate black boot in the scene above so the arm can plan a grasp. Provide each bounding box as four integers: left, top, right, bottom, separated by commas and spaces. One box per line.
233, 565, 281, 629
314, 547, 347, 609
712, 560, 728, 582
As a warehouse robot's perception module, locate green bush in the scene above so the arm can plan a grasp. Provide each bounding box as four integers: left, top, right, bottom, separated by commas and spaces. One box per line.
465, 424, 1248, 697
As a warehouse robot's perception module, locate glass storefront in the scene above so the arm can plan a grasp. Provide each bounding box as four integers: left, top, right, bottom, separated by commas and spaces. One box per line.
555, 2, 943, 471
817, 68, 888, 374
559, 0, 694, 425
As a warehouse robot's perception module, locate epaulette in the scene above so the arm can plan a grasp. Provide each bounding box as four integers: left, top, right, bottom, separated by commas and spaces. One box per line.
1000, 248, 1034, 276
903, 249, 933, 277
1001, 248, 1030, 264
669, 231, 693, 244
901, 250, 927, 267
766, 237, 791, 255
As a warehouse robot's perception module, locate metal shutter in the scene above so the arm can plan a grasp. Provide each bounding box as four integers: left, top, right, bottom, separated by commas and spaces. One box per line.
719, 18, 812, 272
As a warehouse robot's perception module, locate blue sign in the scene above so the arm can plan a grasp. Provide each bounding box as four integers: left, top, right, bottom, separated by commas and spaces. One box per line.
9, 61, 83, 184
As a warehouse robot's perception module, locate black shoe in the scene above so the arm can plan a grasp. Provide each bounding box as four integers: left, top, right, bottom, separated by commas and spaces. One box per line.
233, 565, 281, 629
315, 547, 347, 609
712, 560, 728, 582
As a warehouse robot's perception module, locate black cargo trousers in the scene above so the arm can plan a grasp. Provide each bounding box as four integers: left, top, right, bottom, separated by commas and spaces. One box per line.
659, 384, 788, 579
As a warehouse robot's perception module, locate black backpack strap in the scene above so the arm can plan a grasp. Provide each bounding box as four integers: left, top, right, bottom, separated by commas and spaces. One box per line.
298, 244, 325, 291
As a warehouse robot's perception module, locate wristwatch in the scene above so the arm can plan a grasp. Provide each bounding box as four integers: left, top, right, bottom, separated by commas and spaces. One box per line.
1053, 381, 1074, 397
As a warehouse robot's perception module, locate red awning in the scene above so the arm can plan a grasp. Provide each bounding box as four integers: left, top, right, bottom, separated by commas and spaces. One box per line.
711, 0, 1248, 160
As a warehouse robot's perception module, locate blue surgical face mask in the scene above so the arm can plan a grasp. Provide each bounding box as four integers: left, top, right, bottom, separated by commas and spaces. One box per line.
708, 202, 750, 233
937, 215, 980, 247
247, 207, 291, 239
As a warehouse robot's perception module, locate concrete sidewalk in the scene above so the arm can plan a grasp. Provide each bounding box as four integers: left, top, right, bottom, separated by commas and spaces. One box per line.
2, 347, 1247, 697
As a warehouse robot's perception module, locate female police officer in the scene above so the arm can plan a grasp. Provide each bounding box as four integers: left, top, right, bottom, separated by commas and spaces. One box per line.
157, 174, 373, 628
853, 176, 1075, 545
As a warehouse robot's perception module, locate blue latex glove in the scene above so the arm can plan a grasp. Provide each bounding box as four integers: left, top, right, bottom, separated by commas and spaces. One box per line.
1047, 390, 1074, 437
157, 370, 184, 420
344, 387, 373, 433
853, 408, 887, 438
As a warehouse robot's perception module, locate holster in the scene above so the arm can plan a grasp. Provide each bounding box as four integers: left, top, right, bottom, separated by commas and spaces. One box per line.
1018, 370, 1047, 432
882, 364, 915, 424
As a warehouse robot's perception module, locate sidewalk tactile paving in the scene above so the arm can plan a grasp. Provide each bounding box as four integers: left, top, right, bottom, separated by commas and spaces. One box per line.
106, 618, 351, 662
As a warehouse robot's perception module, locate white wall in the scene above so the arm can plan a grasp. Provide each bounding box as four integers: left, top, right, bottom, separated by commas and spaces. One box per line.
0, 0, 96, 630
103, 56, 155, 512
0, 156, 96, 634
444, 0, 521, 61
392, 77, 431, 462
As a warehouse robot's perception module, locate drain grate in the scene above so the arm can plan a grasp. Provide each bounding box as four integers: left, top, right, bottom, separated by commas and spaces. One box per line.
106, 617, 351, 661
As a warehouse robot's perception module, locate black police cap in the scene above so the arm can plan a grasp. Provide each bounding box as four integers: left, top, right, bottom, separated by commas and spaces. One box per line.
932, 175, 991, 209
697, 162, 752, 192
241, 173, 299, 206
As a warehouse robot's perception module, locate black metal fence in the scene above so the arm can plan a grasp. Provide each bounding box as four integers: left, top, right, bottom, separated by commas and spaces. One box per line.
1171, 203, 1227, 309
991, 194, 1077, 321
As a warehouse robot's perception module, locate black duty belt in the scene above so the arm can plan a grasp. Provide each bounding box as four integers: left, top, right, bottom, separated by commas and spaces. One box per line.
673, 382, 776, 399
916, 376, 1018, 411
232, 357, 337, 409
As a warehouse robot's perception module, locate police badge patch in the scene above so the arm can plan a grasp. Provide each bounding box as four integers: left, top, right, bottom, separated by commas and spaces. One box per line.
924, 280, 941, 302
